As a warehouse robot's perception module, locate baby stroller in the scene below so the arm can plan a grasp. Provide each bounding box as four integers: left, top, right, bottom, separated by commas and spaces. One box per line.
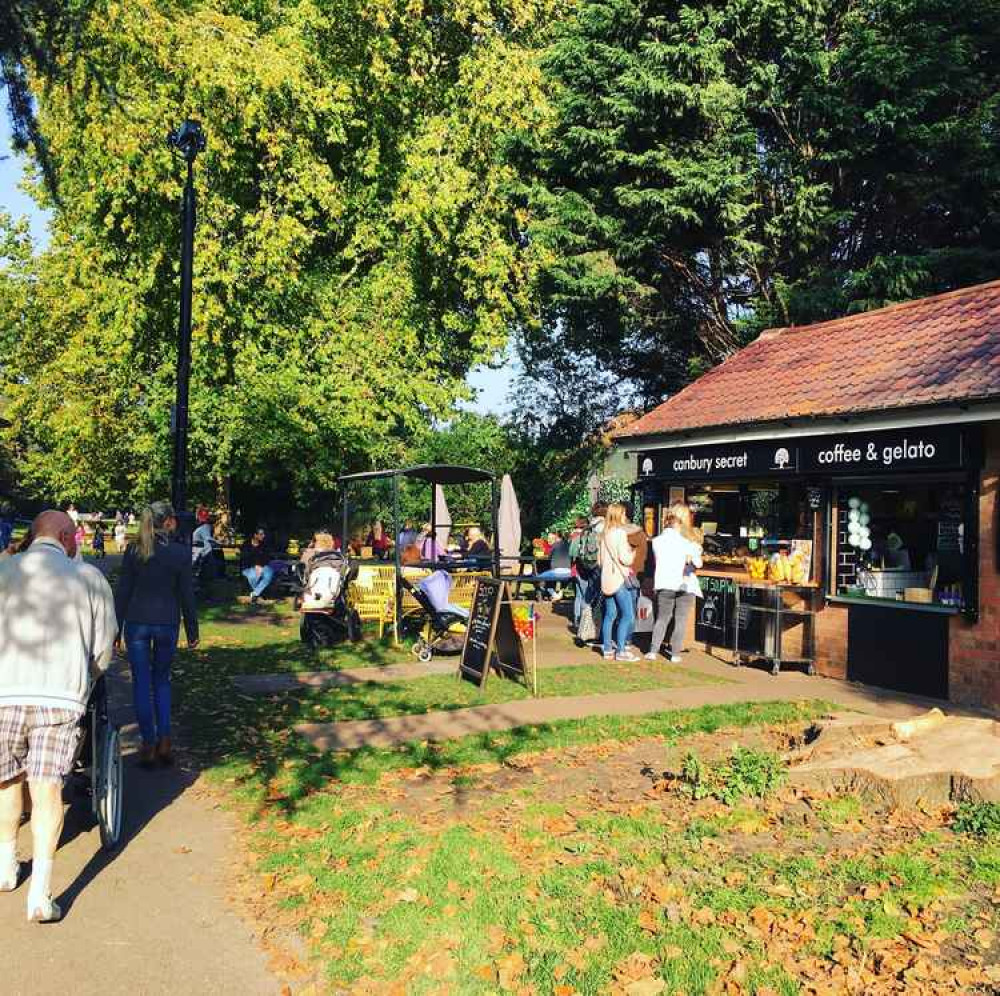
299, 550, 362, 648
400, 571, 468, 663
70, 675, 124, 851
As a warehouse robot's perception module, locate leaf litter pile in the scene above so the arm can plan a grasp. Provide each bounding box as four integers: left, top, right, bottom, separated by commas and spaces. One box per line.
204, 702, 1000, 996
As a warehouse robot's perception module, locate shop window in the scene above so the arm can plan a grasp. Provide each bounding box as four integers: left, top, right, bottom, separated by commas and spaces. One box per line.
833, 481, 967, 608
662, 482, 817, 578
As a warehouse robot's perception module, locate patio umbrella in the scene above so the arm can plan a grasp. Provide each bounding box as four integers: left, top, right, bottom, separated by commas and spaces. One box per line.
498, 473, 521, 574
433, 484, 452, 551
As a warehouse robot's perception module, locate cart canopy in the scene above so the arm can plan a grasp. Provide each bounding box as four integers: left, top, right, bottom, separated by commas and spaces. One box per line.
339, 464, 494, 486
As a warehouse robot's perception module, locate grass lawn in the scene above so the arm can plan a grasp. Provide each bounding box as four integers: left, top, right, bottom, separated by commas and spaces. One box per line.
174, 598, 1000, 994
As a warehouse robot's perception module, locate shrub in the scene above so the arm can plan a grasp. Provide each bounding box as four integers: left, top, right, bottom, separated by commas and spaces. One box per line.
953, 801, 1000, 838
682, 747, 786, 806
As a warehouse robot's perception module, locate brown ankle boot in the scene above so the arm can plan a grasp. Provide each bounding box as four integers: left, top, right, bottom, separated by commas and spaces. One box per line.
138, 744, 156, 769
156, 737, 174, 767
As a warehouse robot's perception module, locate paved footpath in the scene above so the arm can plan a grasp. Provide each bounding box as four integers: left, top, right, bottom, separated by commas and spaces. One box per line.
296, 654, 973, 752
2, 665, 280, 996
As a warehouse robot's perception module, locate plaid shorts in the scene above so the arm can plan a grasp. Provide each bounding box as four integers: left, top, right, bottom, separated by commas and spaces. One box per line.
0, 706, 82, 784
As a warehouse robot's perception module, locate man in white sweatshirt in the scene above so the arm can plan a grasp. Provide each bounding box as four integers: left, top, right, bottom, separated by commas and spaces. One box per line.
0, 510, 117, 922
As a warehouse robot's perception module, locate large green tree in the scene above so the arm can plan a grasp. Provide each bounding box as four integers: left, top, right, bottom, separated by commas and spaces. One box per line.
1, 0, 554, 507
516, 0, 1000, 433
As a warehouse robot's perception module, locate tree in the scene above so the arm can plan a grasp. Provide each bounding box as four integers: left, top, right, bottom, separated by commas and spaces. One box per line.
1, 0, 555, 508
516, 0, 1000, 436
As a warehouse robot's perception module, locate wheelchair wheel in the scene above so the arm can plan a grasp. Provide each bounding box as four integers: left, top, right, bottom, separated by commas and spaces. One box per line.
93, 723, 124, 850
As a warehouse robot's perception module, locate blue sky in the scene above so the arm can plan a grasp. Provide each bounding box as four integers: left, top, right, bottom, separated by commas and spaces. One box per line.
0, 114, 515, 414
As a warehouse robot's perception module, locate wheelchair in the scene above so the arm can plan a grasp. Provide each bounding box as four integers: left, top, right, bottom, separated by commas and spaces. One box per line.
70, 675, 124, 850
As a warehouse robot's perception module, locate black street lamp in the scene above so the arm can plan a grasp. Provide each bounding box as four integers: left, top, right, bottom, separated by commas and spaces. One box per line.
166, 119, 206, 522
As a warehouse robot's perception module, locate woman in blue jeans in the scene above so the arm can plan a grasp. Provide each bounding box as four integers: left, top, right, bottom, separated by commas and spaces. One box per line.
597, 503, 638, 661
115, 501, 199, 768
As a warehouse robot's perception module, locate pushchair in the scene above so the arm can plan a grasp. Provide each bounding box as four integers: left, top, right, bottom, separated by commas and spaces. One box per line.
69, 675, 124, 851
299, 550, 362, 648
400, 572, 468, 663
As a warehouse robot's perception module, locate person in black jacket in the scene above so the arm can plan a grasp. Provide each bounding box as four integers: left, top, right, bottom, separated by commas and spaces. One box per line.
115, 501, 199, 768
239, 527, 274, 603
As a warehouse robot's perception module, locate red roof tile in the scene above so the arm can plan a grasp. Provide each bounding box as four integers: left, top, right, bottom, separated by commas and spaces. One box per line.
619, 280, 1000, 439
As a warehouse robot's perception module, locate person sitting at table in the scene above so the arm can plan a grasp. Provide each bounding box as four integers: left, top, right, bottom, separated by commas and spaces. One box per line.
366, 520, 391, 559
536, 530, 572, 598
300, 530, 335, 567
397, 519, 419, 550
466, 526, 491, 558
419, 523, 443, 561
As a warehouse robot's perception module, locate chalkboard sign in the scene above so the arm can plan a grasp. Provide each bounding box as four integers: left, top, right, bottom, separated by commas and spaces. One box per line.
695, 576, 734, 648
459, 579, 527, 687
460, 578, 503, 686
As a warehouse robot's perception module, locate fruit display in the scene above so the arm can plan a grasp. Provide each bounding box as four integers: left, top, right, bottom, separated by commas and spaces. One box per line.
745, 556, 768, 579
768, 550, 806, 584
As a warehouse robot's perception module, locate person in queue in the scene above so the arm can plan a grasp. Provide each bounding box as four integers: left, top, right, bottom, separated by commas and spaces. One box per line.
647, 502, 703, 663
571, 503, 606, 637
0, 510, 116, 922
602, 505, 649, 650
597, 502, 638, 661
115, 501, 199, 768
240, 526, 274, 603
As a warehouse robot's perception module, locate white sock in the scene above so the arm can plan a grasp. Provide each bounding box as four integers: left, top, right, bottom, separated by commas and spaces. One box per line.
28, 855, 53, 904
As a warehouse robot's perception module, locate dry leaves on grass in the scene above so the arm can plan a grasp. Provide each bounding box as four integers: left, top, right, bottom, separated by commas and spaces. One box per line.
609, 951, 663, 996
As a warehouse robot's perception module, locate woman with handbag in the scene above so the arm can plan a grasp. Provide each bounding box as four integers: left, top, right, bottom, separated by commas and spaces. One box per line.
597, 503, 638, 661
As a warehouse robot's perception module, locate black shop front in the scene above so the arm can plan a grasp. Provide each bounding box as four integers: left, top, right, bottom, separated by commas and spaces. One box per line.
634, 422, 982, 697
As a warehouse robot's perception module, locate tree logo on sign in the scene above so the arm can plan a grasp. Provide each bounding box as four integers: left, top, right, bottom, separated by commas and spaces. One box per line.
774, 447, 790, 469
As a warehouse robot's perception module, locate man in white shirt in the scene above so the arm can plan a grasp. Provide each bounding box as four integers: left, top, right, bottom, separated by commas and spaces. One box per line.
0, 510, 117, 922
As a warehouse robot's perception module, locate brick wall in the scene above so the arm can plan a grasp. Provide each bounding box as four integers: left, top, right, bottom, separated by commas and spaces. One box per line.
949, 424, 1000, 709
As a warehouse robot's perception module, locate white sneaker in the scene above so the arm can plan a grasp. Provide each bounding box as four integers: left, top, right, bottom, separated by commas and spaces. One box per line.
669, 654, 682, 664
616, 651, 640, 663
602, 650, 616, 660
27, 896, 61, 923
643, 652, 659, 661
0, 859, 18, 892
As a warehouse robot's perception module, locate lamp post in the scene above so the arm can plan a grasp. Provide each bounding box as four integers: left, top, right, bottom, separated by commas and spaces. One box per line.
166, 119, 205, 520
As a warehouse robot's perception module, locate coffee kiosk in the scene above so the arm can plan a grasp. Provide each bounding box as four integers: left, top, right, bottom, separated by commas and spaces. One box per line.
619, 281, 1000, 708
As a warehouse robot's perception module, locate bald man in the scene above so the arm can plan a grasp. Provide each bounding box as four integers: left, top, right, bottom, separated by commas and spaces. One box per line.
0, 510, 116, 922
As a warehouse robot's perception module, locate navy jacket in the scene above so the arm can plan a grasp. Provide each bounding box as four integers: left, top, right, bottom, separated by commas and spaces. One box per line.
115, 536, 199, 643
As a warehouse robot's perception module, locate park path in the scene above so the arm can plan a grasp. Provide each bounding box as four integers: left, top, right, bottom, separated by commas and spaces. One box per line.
1, 662, 281, 996
296, 653, 966, 751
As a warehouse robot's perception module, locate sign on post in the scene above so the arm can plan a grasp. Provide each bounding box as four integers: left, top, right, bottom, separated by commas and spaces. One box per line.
459, 578, 526, 687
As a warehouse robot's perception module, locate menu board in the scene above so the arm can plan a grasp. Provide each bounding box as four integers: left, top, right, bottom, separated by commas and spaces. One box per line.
695, 575, 733, 647
459, 579, 526, 687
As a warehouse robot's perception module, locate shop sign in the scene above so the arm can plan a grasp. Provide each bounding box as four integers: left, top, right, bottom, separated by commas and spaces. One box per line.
639, 425, 965, 481
639, 440, 798, 480
799, 426, 964, 474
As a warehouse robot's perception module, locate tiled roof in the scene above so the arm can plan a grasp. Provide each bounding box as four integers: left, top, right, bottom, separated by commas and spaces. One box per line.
619, 280, 1000, 439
